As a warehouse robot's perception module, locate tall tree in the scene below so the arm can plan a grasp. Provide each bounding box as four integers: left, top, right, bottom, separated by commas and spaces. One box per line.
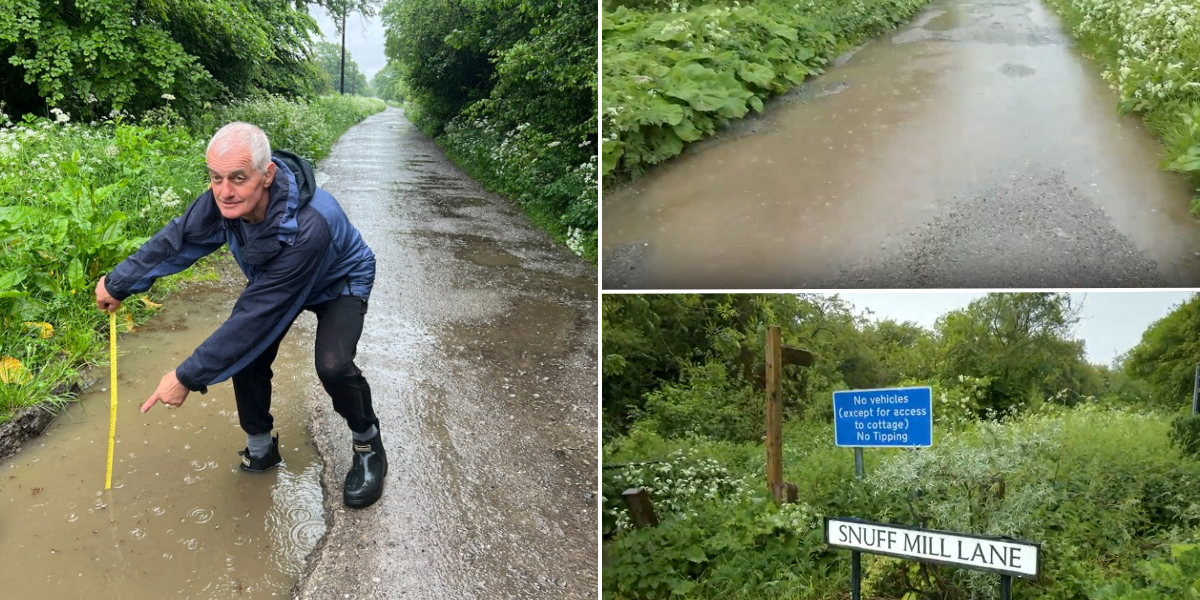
934, 293, 1088, 413
320, 0, 381, 94
1124, 294, 1200, 408
0, 0, 328, 119
371, 61, 406, 102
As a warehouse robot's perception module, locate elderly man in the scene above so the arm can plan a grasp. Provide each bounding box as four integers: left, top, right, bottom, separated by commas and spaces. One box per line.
94, 122, 385, 508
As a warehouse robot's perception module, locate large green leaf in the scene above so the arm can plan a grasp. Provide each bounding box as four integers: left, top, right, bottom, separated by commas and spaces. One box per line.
1168, 148, 1200, 173
738, 62, 776, 88
672, 118, 703, 142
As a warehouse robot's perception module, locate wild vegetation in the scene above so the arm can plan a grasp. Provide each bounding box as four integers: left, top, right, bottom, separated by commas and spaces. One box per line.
601, 0, 933, 181
1042, 0, 1200, 212
603, 293, 1200, 599
382, 0, 598, 260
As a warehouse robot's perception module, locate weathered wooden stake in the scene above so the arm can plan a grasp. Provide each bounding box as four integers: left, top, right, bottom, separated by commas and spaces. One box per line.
766, 325, 783, 495
622, 488, 658, 528
771, 481, 798, 505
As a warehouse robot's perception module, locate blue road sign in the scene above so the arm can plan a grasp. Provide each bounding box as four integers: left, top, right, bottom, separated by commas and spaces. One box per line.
833, 387, 932, 448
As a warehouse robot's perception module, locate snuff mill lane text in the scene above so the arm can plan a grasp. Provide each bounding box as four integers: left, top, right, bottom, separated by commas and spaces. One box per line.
827, 519, 1040, 578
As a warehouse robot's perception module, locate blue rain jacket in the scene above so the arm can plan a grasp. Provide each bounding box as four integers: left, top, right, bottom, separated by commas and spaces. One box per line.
105, 150, 376, 392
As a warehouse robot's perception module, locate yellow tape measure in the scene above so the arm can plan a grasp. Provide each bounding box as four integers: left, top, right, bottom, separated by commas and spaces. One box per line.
105, 311, 117, 490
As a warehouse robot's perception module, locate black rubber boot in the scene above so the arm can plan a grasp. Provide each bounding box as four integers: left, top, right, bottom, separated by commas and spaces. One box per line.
343, 430, 387, 508
238, 434, 282, 472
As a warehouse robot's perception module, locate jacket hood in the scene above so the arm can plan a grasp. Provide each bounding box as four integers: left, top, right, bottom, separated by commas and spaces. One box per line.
272, 150, 315, 208
239, 150, 316, 265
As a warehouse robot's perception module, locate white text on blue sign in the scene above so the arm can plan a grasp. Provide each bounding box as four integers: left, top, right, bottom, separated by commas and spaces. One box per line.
832, 387, 933, 447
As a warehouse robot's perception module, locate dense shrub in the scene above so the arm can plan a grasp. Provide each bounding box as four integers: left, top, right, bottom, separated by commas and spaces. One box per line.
1169, 413, 1200, 456
0, 0, 326, 120
603, 405, 1200, 599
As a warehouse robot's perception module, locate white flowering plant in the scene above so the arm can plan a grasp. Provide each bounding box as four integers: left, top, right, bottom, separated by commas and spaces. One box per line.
603, 447, 755, 534
1044, 0, 1200, 210
439, 112, 597, 261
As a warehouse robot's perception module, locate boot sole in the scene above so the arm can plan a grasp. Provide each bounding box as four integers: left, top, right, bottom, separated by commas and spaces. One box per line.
239, 462, 282, 473
343, 480, 384, 508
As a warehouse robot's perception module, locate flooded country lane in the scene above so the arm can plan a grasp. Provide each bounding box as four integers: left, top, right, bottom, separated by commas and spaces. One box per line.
0, 279, 327, 599
0, 107, 597, 599
602, 0, 1200, 288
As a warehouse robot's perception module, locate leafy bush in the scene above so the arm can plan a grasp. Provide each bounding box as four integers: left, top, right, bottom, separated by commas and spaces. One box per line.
0, 0, 325, 120
638, 362, 763, 442
604, 495, 826, 600
602, 0, 934, 180
194, 94, 386, 163
604, 404, 1200, 600
1092, 545, 1200, 599
1169, 413, 1200, 456
603, 446, 754, 535
1041, 0, 1200, 211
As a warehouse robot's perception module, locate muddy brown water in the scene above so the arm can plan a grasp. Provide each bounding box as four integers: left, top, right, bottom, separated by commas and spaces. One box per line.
0, 282, 326, 599
603, 0, 1200, 288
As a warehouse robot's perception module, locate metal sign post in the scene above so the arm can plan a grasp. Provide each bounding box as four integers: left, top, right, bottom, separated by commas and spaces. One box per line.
851, 550, 861, 600
833, 387, 933, 478
825, 517, 1040, 599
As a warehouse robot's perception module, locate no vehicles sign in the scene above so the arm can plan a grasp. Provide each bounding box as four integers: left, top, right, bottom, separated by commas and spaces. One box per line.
833, 386, 932, 447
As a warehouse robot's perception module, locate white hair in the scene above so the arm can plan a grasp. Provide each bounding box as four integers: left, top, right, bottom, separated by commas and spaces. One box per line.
207, 122, 272, 173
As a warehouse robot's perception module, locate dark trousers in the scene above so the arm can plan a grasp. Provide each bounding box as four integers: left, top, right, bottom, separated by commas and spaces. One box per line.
231, 295, 377, 436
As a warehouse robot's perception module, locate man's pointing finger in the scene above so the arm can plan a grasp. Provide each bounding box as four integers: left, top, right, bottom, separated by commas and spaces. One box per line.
141, 396, 159, 413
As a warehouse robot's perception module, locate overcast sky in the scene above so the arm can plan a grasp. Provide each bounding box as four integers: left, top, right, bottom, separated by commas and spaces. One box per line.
836, 291, 1195, 366
311, 6, 389, 80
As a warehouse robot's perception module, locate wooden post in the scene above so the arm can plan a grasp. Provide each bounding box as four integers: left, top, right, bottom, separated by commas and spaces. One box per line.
771, 481, 798, 505
623, 488, 658, 528
766, 325, 783, 494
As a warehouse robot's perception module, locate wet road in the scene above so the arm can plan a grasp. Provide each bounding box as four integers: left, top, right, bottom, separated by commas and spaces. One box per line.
295, 108, 598, 599
0, 279, 327, 599
602, 0, 1200, 288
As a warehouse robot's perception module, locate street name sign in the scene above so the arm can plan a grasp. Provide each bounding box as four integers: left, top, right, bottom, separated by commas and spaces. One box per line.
833, 386, 932, 447
825, 517, 1040, 579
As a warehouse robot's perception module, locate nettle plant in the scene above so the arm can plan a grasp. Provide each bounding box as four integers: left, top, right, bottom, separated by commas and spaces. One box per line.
602, 448, 754, 534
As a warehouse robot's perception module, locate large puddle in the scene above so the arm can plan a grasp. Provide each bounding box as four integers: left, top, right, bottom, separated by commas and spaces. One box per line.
0, 282, 325, 598
603, 0, 1200, 287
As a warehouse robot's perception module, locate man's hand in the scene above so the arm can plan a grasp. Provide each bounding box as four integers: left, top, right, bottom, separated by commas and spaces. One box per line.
95, 276, 121, 312
142, 370, 190, 412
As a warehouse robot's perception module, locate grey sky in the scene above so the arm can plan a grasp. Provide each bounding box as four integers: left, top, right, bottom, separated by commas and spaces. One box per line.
836, 291, 1195, 366
311, 6, 389, 80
